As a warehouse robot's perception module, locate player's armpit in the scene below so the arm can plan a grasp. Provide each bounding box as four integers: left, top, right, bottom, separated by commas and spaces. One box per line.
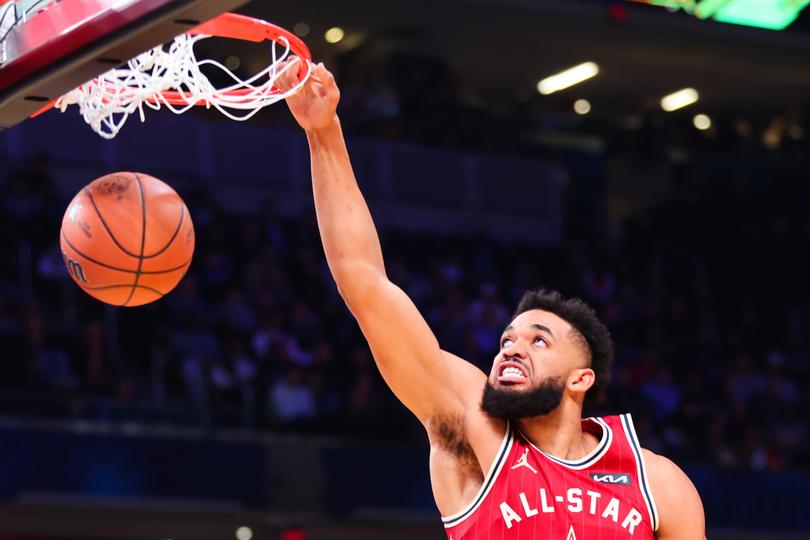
643, 449, 706, 540
347, 267, 487, 425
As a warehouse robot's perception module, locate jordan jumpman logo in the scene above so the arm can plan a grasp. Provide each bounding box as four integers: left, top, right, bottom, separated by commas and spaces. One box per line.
510, 448, 538, 474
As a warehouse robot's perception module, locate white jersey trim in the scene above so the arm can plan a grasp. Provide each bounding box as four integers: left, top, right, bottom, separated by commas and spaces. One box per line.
520, 416, 613, 470
620, 413, 660, 531
441, 422, 514, 528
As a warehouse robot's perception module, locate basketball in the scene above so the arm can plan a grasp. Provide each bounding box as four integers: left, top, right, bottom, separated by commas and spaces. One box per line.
59, 172, 195, 307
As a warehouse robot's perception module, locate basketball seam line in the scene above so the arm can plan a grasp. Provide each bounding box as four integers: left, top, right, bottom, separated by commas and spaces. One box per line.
82, 284, 165, 296
61, 232, 190, 274
122, 173, 147, 307
86, 177, 186, 259
143, 203, 185, 259
85, 183, 141, 259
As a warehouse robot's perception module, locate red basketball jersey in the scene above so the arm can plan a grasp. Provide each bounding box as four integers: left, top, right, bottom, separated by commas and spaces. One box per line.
442, 414, 659, 539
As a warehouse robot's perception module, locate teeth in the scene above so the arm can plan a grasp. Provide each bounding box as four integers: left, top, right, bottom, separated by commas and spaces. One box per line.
501, 367, 525, 378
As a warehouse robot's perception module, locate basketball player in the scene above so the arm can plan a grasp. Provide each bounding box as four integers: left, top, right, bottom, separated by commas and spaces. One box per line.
277, 61, 706, 539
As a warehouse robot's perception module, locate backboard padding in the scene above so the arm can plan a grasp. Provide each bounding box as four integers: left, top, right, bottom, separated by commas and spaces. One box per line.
0, 0, 250, 130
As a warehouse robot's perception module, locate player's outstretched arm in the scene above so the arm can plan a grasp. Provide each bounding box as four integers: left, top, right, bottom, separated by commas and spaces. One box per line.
643, 450, 706, 540
277, 60, 485, 425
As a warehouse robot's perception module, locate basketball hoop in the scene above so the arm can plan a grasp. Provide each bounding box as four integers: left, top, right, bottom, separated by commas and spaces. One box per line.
35, 11, 312, 139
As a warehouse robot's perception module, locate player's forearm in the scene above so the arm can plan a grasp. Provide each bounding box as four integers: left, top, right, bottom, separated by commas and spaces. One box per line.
306, 116, 386, 294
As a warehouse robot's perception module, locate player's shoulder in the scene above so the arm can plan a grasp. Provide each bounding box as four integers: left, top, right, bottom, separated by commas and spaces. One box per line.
641, 448, 676, 471
641, 448, 689, 487
425, 351, 506, 492
641, 448, 706, 538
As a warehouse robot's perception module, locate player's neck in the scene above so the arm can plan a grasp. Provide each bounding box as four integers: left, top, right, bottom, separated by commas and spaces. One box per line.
515, 401, 596, 462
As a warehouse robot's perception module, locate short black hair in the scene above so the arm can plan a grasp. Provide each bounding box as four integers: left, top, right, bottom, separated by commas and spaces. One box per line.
512, 288, 613, 405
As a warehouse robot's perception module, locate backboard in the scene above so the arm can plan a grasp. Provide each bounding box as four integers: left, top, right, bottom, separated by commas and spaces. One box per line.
0, 0, 250, 130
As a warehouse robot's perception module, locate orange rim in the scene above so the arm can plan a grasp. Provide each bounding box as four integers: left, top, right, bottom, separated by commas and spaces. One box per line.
29, 12, 311, 115
155, 12, 311, 105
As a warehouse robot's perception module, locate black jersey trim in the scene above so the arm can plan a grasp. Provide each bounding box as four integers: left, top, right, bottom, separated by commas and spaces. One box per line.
521, 416, 613, 470
620, 413, 660, 531
442, 422, 514, 528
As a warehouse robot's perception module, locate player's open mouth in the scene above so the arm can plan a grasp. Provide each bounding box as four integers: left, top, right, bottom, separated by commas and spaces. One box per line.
498, 362, 528, 384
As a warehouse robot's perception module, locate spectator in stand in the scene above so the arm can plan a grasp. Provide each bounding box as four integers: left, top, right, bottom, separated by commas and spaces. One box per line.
1, 125, 810, 475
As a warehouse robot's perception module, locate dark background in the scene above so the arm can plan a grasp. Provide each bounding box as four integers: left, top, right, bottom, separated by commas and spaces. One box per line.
0, 0, 809, 538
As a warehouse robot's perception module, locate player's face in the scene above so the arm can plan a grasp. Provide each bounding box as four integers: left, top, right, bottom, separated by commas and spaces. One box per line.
489, 309, 582, 387
481, 309, 587, 419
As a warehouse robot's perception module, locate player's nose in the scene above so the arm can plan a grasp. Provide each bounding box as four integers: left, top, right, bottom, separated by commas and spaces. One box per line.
501, 338, 528, 360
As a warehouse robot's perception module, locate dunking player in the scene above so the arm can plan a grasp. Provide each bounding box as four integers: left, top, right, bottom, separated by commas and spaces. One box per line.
277, 61, 706, 539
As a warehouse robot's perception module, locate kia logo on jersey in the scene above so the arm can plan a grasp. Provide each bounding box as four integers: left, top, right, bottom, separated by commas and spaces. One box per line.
590, 473, 631, 486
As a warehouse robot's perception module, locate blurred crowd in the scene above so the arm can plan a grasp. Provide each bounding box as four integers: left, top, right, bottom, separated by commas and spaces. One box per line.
1, 123, 810, 475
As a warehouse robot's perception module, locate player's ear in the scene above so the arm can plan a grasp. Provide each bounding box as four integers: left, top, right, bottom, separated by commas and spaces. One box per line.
567, 368, 595, 396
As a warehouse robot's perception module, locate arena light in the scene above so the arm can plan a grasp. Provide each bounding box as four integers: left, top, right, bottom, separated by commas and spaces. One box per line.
660, 88, 699, 112
294, 22, 310, 37
574, 99, 591, 115
537, 62, 599, 95
324, 27, 345, 44
224, 56, 240, 70
235, 526, 253, 540
693, 114, 711, 130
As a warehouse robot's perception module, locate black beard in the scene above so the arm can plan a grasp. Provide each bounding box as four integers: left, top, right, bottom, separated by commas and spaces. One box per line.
481, 376, 565, 420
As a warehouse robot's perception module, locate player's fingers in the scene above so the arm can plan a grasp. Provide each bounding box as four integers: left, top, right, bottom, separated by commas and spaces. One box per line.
314, 63, 337, 91
296, 57, 310, 82
275, 59, 297, 91
277, 57, 309, 92
304, 62, 323, 83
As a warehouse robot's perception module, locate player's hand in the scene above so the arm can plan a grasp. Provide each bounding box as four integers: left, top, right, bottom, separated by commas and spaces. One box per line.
276, 58, 340, 132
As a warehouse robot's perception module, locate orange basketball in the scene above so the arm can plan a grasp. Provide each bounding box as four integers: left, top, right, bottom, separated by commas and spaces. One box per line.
60, 172, 195, 307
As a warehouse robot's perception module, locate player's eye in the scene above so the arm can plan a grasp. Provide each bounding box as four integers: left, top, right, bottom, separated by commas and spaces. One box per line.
534, 337, 548, 347
501, 337, 514, 348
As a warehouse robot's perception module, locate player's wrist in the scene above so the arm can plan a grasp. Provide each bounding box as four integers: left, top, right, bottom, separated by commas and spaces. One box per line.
305, 115, 342, 144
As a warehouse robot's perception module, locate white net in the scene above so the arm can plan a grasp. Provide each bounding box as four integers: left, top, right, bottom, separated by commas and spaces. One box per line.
54, 31, 312, 139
